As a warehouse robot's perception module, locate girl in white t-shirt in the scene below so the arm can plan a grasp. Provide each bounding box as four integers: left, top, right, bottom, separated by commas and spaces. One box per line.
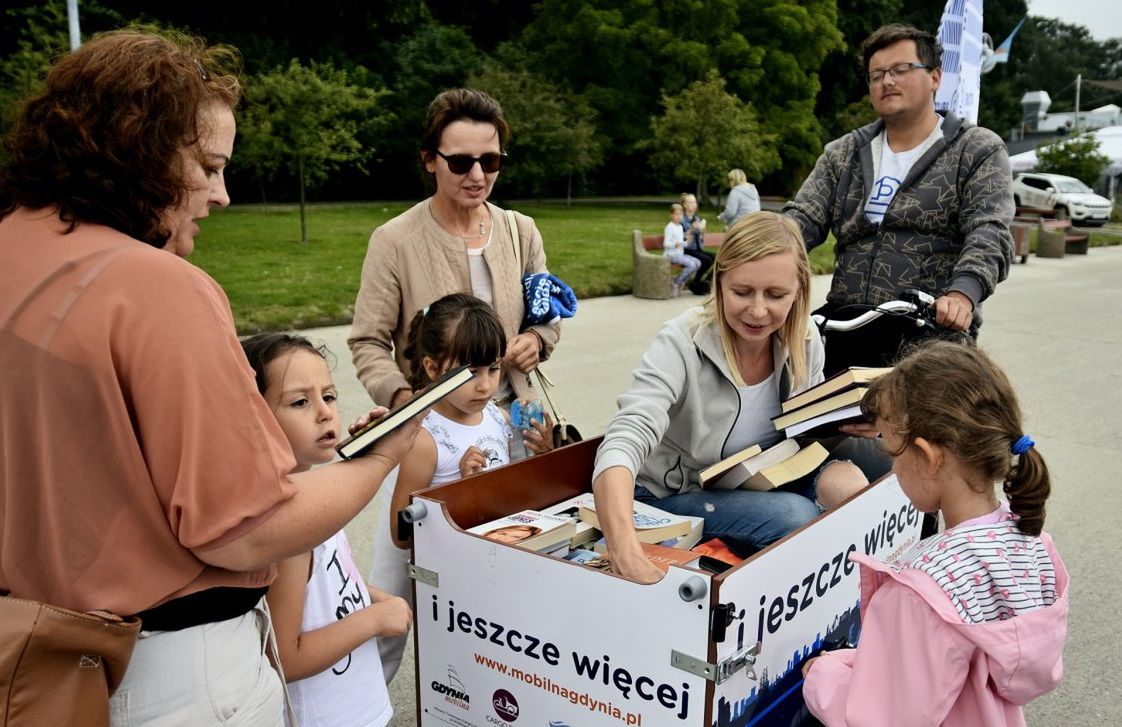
390, 293, 554, 545
242, 333, 410, 727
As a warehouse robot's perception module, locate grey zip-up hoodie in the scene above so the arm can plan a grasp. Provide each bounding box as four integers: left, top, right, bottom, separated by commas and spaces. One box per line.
593, 308, 825, 499
782, 112, 1013, 331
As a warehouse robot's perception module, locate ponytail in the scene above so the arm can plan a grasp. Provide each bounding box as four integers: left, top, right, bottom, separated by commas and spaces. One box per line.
403, 308, 430, 390
1004, 447, 1050, 536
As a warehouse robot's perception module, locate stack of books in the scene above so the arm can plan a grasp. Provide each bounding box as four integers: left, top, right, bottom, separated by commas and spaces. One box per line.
771, 366, 892, 437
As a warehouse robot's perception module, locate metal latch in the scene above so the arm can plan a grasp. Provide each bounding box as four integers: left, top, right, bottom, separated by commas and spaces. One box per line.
407, 563, 439, 587
670, 642, 761, 684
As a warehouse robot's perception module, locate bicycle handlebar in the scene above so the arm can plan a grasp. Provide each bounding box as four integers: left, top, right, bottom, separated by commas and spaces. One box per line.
812, 290, 938, 334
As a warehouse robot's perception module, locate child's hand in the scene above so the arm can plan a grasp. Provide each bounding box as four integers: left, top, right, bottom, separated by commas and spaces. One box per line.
801, 656, 819, 678
523, 412, 555, 455
349, 407, 389, 435
459, 446, 488, 477
368, 596, 412, 638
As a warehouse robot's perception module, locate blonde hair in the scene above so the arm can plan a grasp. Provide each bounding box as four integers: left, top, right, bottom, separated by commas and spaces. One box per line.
670, 202, 683, 214
679, 193, 696, 206
728, 168, 747, 186
699, 211, 811, 387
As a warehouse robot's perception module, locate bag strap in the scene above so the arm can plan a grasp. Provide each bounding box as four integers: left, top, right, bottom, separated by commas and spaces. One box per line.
505, 209, 523, 274
533, 368, 570, 429
261, 598, 300, 727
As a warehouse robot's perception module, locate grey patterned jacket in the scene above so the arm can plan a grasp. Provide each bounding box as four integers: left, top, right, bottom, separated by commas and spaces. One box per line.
782, 112, 1013, 330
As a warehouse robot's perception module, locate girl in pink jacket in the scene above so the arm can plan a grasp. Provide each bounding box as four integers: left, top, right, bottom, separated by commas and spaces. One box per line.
801, 341, 1069, 726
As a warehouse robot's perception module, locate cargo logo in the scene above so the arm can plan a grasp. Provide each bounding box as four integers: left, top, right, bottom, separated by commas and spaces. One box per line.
492, 688, 519, 721
431, 665, 470, 709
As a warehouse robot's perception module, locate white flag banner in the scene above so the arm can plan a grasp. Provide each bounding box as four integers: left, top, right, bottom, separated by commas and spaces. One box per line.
935, 0, 984, 124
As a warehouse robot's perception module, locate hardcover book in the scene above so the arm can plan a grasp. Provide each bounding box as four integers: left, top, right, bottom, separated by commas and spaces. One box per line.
335, 365, 473, 460
780, 366, 891, 414
772, 387, 869, 431
467, 510, 577, 551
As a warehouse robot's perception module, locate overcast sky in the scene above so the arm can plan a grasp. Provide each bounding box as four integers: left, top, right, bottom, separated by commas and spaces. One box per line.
1027, 0, 1122, 41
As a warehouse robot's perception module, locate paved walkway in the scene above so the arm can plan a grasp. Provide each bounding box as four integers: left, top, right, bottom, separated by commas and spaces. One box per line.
298, 247, 1122, 725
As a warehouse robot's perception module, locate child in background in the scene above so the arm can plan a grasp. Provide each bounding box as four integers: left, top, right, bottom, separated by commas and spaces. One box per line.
373, 293, 554, 679
680, 192, 714, 294
801, 341, 1069, 726
242, 333, 411, 727
663, 202, 701, 297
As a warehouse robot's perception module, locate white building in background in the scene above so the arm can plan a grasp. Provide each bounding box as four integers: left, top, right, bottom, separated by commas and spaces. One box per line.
1008, 91, 1121, 156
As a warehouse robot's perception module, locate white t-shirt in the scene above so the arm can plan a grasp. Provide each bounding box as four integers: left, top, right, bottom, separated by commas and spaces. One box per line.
664, 221, 686, 255
864, 119, 944, 225
722, 370, 783, 458
423, 401, 513, 485
287, 531, 392, 727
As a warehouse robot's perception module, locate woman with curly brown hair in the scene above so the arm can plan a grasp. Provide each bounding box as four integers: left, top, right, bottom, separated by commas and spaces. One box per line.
0, 31, 419, 724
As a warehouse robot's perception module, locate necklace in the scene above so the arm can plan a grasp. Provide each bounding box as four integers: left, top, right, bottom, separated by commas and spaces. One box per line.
435, 206, 489, 241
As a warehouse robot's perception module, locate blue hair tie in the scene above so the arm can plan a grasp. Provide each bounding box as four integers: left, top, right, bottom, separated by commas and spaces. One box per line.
1011, 435, 1035, 455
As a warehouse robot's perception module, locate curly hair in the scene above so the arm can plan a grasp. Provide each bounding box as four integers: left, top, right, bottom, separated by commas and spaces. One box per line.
0, 29, 241, 247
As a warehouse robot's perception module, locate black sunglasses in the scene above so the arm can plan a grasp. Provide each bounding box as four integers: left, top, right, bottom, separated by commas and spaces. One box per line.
434, 150, 506, 175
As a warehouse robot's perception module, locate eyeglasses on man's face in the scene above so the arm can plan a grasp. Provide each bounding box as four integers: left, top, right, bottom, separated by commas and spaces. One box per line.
867, 62, 932, 87
434, 150, 506, 175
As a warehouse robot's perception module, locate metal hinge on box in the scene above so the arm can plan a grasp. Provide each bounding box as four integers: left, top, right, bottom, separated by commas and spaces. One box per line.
670, 642, 761, 684
407, 563, 439, 587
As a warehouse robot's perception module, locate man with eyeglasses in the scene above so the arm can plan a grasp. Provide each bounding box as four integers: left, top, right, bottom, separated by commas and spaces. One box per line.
783, 23, 1014, 376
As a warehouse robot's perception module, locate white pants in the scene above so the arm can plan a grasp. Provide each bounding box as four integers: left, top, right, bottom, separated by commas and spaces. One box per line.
109, 599, 285, 726
368, 468, 413, 684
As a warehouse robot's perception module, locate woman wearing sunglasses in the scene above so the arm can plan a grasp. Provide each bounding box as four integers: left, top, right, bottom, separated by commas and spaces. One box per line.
347, 87, 561, 683
349, 88, 559, 413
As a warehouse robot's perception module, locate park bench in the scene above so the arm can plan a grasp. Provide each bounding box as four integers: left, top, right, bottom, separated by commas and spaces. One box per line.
1036, 219, 1090, 258
631, 230, 725, 299
1010, 207, 1059, 264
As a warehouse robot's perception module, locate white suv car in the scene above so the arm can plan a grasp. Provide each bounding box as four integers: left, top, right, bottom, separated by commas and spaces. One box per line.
1012, 172, 1112, 227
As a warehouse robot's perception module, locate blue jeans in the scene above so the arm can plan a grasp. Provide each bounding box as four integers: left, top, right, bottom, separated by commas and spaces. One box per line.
635, 476, 821, 557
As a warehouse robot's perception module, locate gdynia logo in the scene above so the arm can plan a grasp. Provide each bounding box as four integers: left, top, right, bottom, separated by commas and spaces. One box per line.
431, 665, 470, 709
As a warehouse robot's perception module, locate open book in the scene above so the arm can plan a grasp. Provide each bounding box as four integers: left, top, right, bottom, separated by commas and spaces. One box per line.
743, 441, 829, 490
578, 499, 702, 544
335, 365, 473, 459
699, 439, 800, 490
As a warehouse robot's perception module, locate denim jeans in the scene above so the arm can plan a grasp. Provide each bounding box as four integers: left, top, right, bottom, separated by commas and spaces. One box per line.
635, 474, 822, 557
664, 251, 701, 285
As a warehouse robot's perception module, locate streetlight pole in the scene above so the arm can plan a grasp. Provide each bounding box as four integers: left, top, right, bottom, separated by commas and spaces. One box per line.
1074, 73, 1082, 133
67, 0, 81, 51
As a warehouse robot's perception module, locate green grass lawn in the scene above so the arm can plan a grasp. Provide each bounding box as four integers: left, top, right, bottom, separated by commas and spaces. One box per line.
192, 200, 841, 333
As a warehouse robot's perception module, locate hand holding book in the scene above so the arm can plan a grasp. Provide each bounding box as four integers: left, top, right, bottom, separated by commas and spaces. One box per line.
344, 405, 426, 468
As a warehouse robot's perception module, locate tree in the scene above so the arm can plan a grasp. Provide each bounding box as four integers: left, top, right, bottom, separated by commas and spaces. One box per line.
239, 60, 388, 242
1035, 135, 1110, 186
647, 71, 780, 205
468, 61, 603, 202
